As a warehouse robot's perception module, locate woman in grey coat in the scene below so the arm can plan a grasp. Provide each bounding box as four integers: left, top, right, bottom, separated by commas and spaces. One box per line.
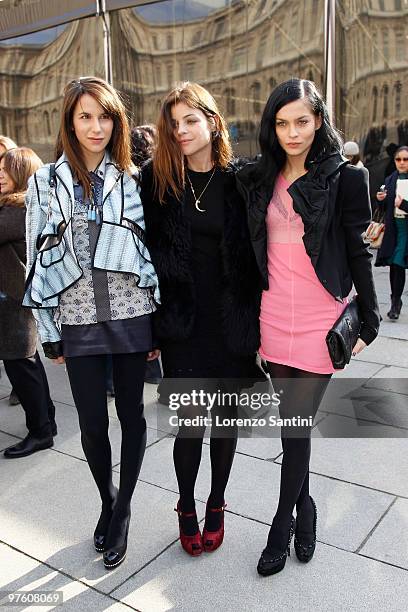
0, 147, 56, 458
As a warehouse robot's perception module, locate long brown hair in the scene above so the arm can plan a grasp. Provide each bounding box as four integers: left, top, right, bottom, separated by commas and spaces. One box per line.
153, 81, 232, 203
0, 147, 43, 207
55, 76, 132, 198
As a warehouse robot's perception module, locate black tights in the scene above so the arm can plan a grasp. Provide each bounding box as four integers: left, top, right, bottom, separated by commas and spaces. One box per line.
65, 352, 147, 521
173, 388, 237, 533
266, 362, 331, 552
390, 264, 406, 300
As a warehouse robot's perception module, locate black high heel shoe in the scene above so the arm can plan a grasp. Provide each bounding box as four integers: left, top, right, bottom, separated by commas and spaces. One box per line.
294, 496, 317, 563
103, 511, 131, 569
94, 488, 118, 553
257, 517, 295, 577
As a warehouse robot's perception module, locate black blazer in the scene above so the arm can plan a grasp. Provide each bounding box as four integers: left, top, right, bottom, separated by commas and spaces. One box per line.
236, 153, 380, 346
140, 162, 263, 357
375, 170, 408, 267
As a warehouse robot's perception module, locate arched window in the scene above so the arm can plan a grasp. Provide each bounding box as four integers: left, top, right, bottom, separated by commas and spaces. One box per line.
52, 108, 59, 130
225, 88, 236, 116
394, 82, 402, 115
395, 27, 405, 61
372, 87, 378, 122
251, 81, 261, 114
43, 110, 51, 136
382, 84, 389, 119
269, 77, 277, 92
382, 28, 389, 61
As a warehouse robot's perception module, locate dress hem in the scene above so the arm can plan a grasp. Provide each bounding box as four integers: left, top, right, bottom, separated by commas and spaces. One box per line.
259, 349, 336, 375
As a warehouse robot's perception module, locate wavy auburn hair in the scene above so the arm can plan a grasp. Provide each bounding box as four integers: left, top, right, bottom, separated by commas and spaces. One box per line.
55, 76, 132, 198
153, 81, 232, 203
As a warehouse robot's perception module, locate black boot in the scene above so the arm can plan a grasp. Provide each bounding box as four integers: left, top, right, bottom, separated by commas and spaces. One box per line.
387, 295, 402, 320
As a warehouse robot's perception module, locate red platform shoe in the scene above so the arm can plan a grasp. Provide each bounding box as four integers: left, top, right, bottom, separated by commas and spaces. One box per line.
202, 502, 227, 553
174, 503, 203, 556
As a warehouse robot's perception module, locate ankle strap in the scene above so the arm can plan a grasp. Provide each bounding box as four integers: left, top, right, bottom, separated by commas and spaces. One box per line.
174, 506, 197, 518
206, 503, 227, 513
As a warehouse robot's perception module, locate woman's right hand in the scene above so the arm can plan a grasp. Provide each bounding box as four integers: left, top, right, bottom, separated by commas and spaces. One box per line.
51, 356, 65, 365
376, 190, 387, 201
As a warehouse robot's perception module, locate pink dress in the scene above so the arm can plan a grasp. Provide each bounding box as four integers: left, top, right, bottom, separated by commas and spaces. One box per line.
259, 174, 346, 374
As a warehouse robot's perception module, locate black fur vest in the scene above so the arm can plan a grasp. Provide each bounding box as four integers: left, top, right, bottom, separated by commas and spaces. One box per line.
140, 162, 262, 357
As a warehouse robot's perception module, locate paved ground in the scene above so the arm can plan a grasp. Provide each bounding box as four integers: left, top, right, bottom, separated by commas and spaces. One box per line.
1, 261, 407, 612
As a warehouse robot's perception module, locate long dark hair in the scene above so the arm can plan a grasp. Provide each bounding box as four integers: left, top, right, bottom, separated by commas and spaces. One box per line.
257, 79, 343, 187
55, 76, 132, 198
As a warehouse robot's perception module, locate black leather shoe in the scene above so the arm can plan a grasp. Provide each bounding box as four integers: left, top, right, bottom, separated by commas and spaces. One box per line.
294, 496, 317, 563
103, 512, 130, 569
3, 434, 53, 458
387, 296, 402, 320
257, 517, 295, 577
8, 389, 20, 406
94, 487, 118, 553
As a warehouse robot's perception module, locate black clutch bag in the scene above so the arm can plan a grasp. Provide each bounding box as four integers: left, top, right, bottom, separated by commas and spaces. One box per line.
326, 296, 362, 369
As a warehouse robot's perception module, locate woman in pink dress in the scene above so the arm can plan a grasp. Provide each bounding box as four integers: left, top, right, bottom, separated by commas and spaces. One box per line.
237, 79, 380, 576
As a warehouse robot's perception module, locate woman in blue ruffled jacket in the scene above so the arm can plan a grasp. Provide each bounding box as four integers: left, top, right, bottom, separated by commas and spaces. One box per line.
23, 77, 160, 570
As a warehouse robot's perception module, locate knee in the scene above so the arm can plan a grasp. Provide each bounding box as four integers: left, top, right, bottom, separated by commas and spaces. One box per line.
80, 420, 109, 445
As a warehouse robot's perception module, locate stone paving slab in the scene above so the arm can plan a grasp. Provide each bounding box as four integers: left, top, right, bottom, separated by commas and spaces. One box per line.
378, 321, 408, 340
353, 337, 408, 367
307, 438, 408, 497
316, 380, 408, 431
0, 431, 20, 453
331, 361, 385, 379
0, 544, 135, 611
365, 366, 408, 395
0, 449, 204, 595
112, 512, 408, 612
314, 412, 408, 438
136, 436, 395, 551
359, 497, 408, 570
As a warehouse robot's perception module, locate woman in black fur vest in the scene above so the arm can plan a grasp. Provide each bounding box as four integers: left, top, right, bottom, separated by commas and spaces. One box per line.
141, 82, 263, 557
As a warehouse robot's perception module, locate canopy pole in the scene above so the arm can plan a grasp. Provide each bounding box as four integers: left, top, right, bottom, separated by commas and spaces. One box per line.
96, 0, 113, 85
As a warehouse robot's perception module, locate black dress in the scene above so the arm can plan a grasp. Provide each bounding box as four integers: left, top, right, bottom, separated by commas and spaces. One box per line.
161, 168, 248, 379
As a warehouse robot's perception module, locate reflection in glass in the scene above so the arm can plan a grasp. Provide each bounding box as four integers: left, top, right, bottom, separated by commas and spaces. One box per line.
0, 18, 105, 161
112, 0, 325, 158
336, 0, 408, 193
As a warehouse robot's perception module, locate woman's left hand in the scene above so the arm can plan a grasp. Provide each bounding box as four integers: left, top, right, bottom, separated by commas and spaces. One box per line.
352, 338, 367, 357
147, 349, 161, 361
395, 194, 403, 208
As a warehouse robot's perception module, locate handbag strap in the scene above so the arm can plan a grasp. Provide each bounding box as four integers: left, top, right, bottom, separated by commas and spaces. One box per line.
46, 163, 56, 222
372, 203, 385, 224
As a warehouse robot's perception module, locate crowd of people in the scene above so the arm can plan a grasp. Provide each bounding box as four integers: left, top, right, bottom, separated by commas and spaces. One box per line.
1, 73, 405, 575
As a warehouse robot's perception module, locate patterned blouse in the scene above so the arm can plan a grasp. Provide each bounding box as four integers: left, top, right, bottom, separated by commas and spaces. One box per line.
56, 168, 155, 326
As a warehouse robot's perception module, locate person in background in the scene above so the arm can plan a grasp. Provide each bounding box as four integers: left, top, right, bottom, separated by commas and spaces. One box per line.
130, 125, 162, 385
344, 141, 364, 168
375, 145, 408, 320
22, 77, 160, 570
0, 147, 57, 458
0, 134, 20, 406
0, 135, 17, 156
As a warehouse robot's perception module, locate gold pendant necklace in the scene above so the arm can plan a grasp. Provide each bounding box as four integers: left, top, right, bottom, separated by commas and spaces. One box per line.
186, 166, 216, 212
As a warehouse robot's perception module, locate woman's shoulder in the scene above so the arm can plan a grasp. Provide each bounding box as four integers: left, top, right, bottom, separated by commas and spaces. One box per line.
31, 163, 53, 185
339, 162, 369, 186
